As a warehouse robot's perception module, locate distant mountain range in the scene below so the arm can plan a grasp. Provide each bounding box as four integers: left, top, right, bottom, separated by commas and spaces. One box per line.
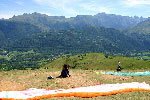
125, 18, 150, 35
123, 18, 150, 49
0, 12, 150, 55
8, 12, 146, 31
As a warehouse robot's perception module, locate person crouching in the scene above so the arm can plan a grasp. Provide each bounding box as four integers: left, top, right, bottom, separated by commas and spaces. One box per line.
58, 64, 70, 78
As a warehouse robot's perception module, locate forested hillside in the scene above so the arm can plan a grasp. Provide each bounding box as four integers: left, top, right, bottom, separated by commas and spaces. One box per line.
7, 26, 148, 54
0, 12, 150, 71
0, 30, 5, 45
0, 20, 41, 41
124, 18, 150, 49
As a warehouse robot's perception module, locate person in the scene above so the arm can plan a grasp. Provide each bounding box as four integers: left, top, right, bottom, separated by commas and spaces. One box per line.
117, 61, 121, 71
58, 64, 70, 78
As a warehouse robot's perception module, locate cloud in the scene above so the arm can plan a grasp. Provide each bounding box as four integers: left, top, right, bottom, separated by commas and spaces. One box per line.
80, 3, 110, 13
33, 0, 73, 9
39, 12, 54, 16
123, 0, 150, 7
63, 8, 79, 17
15, 1, 24, 6
32, 0, 110, 17
32, 0, 80, 17
0, 14, 13, 19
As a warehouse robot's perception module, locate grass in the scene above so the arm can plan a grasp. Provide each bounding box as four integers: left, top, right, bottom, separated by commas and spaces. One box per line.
1, 53, 150, 99
1, 69, 150, 100
0, 55, 11, 60
43, 53, 150, 70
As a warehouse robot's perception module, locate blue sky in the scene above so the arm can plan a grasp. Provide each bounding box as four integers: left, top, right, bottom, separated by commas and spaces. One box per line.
0, 0, 150, 19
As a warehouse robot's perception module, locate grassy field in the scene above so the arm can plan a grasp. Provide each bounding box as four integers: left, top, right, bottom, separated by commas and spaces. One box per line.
43, 53, 150, 70
1, 69, 150, 100
0, 53, 150, 100
0, 55, 11, 60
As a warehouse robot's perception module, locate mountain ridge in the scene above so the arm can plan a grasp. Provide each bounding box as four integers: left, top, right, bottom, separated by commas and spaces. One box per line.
8, 12, 146, 31
0, 12, 149, 54
0, 13, 150, 70
125, 18, 150, 35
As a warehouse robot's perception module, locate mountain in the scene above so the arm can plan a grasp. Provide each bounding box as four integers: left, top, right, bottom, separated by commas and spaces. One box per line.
0, 20, 41, 47
9, 12, 72, 31
125, 18, 150, 35
9, 12, 146, 31
0, 12, 149, 54
124, 18, 150, 48
0, 30, 5, 45
7, 26, 148, 54
70, 13, 146, 29
0, 13, 149, 71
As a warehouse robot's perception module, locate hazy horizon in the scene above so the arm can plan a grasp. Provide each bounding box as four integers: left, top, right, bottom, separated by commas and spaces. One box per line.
0, 0, 150, 19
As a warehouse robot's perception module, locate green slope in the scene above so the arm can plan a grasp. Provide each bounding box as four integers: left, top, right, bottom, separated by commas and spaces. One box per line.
43, 53, 150, 70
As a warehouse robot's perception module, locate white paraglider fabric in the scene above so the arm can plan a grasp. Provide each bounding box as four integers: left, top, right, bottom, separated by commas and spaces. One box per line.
0, 82, 150, 99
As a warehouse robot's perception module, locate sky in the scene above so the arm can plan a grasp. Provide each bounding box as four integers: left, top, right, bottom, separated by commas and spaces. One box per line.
0, 0, 150, 19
